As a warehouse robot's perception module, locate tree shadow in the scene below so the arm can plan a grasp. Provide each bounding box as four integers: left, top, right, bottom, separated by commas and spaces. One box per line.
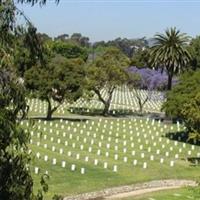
164, 131, 200, 146
164, 131, 200, 165
67, 106, 164, 118
28, 116, 90, 122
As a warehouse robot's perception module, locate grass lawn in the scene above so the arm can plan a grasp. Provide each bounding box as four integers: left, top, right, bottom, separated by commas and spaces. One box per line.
21, 117, 200, 199
118, 187, 200, 200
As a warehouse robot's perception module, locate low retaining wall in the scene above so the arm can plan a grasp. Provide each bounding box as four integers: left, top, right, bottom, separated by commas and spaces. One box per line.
64, 179, 197, 200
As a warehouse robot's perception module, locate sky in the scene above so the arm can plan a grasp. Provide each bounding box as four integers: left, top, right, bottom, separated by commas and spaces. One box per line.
18, 0, 200, 42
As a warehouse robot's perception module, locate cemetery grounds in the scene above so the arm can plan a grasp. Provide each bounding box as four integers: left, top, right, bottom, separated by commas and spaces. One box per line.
22, 87, 200, 199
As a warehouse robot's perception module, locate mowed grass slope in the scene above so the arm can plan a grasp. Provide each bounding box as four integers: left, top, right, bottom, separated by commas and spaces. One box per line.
21, 118, 200, 199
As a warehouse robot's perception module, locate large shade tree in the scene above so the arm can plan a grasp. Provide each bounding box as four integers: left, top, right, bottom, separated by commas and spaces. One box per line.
149, 27, 191, 90
87, 48, 129, 115
188, 36, 200, 70
162, 70, 200, 143
25, 55, 86, 120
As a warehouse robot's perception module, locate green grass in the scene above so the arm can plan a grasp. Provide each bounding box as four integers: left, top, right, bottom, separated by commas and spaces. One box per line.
118, 187, 200, 200
21, 118, 200, 199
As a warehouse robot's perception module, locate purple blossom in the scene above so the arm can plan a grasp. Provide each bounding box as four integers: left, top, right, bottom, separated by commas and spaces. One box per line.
128, 66, 177, 91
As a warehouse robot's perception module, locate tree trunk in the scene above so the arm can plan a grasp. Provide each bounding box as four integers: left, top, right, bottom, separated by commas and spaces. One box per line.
47, 99, 53, 120
93, 87, 115, 116
136, 94, 148, 115
167, 72, 173, 90
102, 101, 110, 116
138, 99, 143, 114
46, 98, 60, 120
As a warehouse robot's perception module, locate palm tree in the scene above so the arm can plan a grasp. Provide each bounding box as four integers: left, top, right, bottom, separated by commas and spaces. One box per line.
149, 27, 191, 90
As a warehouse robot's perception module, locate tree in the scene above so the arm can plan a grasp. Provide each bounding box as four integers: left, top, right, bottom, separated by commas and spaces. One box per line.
162, 70, 200, 142
0, 0, 59, 199
17, 0, 59, 6
149, 27, 191, 90
130, 48, 150, 68
181, 93, 200, 142
127, 66, 174, 114
55, 34, 69, 42
25, 55, 86, 119
87, 48, 129, 115
162, 70, 200, 118
188, 36, 200, 70
50, 40, 88, 61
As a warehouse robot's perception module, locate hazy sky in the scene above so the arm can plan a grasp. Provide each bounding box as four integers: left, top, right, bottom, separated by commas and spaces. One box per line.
18, 0, 200, 42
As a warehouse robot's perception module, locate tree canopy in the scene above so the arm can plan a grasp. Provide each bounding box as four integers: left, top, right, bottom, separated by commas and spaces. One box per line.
162, 70, 200, 142
149, 27, 191, 90
87, 48, 129, 115
25, 55, 86, 119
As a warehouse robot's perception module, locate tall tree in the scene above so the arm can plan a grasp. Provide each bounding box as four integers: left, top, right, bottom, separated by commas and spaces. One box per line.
25, 55, 86, 120
127, 66, 173, 114
188, 36, 200, 70
162, 70, 200, 142
87, 48, 129, 115
50, 40, 88, 61
149, 27, 191, 90
0, 0, 58, 199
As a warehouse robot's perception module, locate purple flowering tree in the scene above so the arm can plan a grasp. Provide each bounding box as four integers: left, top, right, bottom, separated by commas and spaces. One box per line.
127, 66, 177, 114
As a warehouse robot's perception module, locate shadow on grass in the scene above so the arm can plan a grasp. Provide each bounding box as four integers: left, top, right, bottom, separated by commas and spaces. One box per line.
164, 131, 200, 146
164, 131, 200, 166
68, 107, 165, 119
68, 107, 136, 117
28, 116, 90, 122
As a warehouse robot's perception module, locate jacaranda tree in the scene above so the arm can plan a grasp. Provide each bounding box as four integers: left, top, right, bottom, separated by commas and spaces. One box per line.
127, 66, 177, 114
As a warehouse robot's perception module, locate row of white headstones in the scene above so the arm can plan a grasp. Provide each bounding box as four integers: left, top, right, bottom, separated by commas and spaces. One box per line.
22, 118, 199, 175
27, 86, 164, 115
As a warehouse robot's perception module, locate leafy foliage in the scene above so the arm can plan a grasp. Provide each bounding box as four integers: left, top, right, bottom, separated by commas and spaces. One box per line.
149, 27, 191, 90
25, 55, 86, 119
130, 49, 150, 67
17, 0, 59, 6
127, 66, 174, 113
0, 0, 59, 199
163, 70, 200, 142
87, 48, 129, 115
50, 40, 88, 62
94, 37, 148, 58
181, 93, 200, 142
188, 36, 200, 70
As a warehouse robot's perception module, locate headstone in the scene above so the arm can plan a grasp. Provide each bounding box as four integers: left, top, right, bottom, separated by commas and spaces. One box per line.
94, 159, 98, 165
143, 162, 147, 169
71, 164, 76, 171
34, 167, 39, 174
52, 158, 56, 165
133, 159, 137, 166
85, 156, 89, 162
62, 161, 66, 168
113, 165, 118, 172
104, 162, 108, 169
44, 155, 48, 162
81, 168, 85, 174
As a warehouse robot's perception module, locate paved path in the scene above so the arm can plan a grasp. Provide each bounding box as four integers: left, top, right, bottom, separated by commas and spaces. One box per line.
64, 179, 197, 200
